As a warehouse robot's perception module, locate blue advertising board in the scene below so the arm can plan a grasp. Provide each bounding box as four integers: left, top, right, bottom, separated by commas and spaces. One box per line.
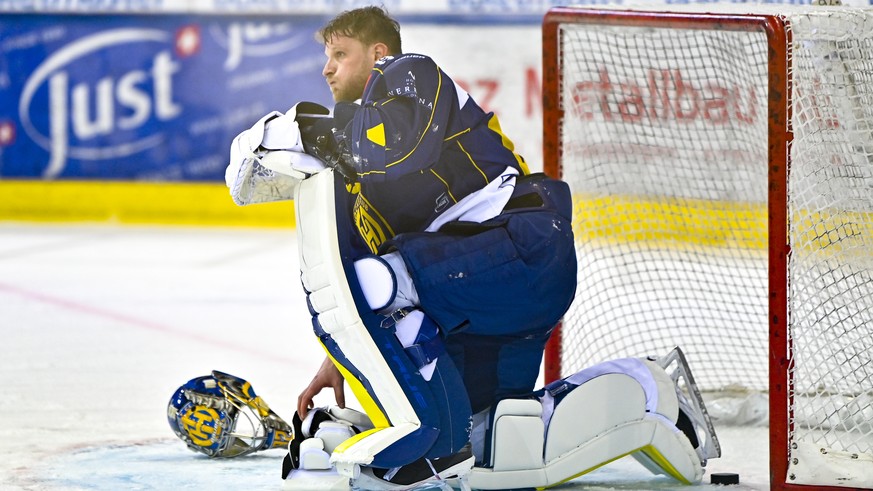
0, 14, 333, 180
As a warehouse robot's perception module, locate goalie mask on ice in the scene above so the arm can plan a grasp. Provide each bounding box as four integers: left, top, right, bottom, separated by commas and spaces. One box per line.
167, 370, 292, 458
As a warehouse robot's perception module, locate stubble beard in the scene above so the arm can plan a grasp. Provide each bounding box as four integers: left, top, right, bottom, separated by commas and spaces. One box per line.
332, 71, 369, 103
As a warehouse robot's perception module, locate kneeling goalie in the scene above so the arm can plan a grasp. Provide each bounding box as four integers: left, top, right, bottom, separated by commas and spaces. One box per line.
167, 5, 721, 490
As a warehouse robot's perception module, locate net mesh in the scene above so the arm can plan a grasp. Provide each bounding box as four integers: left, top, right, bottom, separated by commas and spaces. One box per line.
557, 22, 770, 392
553, 5, 873, 483
786, 8, 873, 467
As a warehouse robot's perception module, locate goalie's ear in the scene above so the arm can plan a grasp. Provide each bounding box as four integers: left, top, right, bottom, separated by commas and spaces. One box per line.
372, 42, 389, 61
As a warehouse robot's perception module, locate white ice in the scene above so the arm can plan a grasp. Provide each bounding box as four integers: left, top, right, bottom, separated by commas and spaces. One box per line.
0, 223, 769, 490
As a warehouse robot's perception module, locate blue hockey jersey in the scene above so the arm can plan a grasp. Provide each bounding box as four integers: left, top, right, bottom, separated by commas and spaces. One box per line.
342, 53, 529, 253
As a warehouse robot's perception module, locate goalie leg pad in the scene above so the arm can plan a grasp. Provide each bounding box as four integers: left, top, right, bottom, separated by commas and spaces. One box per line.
295, 169, 471, 473
468, 357, 706, 490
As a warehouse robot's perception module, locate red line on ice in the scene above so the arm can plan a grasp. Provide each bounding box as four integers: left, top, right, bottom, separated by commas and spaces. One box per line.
0, 281, 296, 365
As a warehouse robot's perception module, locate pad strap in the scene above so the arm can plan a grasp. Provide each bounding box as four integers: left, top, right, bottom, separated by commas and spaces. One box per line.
402, 315, 445, 370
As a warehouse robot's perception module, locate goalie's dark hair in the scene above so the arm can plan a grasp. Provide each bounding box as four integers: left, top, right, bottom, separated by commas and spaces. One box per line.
319, 6, 402, 55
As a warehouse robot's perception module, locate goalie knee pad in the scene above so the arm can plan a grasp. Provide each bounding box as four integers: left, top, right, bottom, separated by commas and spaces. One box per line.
295, 169, 471, 474
354, 252, 419, 315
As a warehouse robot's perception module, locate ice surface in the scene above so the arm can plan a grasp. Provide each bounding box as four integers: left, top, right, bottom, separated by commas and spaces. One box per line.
0, 224, 769, 490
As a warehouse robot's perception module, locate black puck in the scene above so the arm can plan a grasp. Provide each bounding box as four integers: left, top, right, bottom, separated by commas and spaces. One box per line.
711, 472, 740, 485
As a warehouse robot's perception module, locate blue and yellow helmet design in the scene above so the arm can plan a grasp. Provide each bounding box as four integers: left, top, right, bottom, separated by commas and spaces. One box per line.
167, 371, 293, 458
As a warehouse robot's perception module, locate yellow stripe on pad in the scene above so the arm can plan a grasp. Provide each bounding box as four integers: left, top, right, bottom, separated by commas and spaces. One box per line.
333, 427, 384, 455
323, 345, 390, 429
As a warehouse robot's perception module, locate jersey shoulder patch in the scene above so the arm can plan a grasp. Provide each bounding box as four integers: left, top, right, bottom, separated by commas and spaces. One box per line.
368, 53, 440, 101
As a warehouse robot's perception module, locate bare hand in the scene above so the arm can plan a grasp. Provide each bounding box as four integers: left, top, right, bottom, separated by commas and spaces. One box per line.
297, 356, 345, 418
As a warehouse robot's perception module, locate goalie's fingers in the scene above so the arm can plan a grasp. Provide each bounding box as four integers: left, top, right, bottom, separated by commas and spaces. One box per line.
296, 382, 345, 418
297, 383, 320, 419
333, 382, 346, 410
297, 357, 346, 417
297, 385, 319, 419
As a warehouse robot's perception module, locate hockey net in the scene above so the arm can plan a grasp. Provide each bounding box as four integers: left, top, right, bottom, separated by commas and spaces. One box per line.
543, 5, 873, 490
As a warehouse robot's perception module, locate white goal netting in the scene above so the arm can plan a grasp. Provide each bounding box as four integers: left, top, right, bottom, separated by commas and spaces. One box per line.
551, 5, 873, 488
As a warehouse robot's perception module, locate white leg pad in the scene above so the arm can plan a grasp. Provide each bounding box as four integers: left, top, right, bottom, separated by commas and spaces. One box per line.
295, 169, 422, 469
468, 360, 704, 490
282, 469, 350, 491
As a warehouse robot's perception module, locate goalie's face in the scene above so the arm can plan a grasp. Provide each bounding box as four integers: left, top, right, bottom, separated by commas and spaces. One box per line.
323, 35, 387, 102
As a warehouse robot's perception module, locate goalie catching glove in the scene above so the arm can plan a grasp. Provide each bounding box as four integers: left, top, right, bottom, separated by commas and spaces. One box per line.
225, 102, 330, 205
167, 370, 293, 458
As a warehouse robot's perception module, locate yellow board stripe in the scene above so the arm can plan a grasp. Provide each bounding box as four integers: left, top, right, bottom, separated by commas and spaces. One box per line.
574, 192, 873, 255
6, 183, 866, 257
793, 209, 873, 256
0, 181, 295, 228
572, 193, 768, 251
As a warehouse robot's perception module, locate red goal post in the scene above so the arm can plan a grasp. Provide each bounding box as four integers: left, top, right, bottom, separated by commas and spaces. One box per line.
543, 5, 873, 491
